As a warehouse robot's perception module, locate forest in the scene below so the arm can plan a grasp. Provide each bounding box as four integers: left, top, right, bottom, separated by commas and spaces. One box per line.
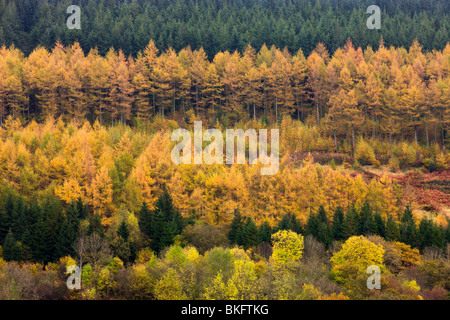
0, 0, 449, 58
0, 0, 449, 301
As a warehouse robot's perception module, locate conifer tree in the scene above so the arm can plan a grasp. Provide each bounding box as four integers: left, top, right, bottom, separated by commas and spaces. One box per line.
373, 212, 386, 238
87, 213, 105, 237
258, 221, 272, 243
385, 215, 400, 241
242, 217, 259, 249
344, 204, 359, 238
400, 206, 417, 247
331, 206, 346, 241
118, 220, 130, 242
289, 213, 303, 234
277, 214, 291, 231
138, 201, 153, 239
2, 230, 21, 261
228, 209, 244, 245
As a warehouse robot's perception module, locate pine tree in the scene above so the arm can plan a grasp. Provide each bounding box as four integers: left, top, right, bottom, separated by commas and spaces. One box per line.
2, 230, 21, 261
289, 213, 303, 234
358, 201, 376, 235
87, 213, 105, 237
228, 209, 244, 244
258, 221, 272, 243
138, 201, 153, 239
242, 217, 259, 249
56, 217, 77, 258
373, 212, 386, 238
385, 215, 400, 241
30, 220, 54, 263
344, 204, 359, 238
331, 206, 346, 241
400, 206, 417, 247
118, 220, 130, 242
150, 189, 184, 252
277, 214, 291, 231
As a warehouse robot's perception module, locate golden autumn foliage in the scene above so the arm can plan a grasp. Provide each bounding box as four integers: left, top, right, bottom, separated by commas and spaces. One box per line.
0, 118, 418, 228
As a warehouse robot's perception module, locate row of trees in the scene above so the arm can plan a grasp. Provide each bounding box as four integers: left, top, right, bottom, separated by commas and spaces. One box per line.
0, 40, 449, 148
0, 195, 87, 263
3, 185, 448, 265
0, 0, 448, 58
227, 202, 450, 252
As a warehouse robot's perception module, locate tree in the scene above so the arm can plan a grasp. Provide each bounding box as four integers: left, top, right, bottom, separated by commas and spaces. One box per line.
271, 230, 304, 268
138, 201, 153, 239
2, 230, 21, 261
400, 205, 417, 247
117, 220, 130, 242
242, 217, 259, 249
90, 166, 114, 225
385, 215, 400, 241
331, 206, 346, 241
150, 189, 184, 252
258, 221, 272, 243
228, 209, 244, 245
330, 235, 385, 286
55, 217, 77, 258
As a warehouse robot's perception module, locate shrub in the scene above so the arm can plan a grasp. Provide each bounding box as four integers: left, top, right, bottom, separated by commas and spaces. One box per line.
388, 156, 400, 172
355, 139, 377, 166
393, 142, 416, 167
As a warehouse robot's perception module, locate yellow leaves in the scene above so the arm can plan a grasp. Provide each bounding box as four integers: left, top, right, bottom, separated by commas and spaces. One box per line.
330, 235, 385, 286
154, 268, 186, 300
271, 230, 304, 268
203, 270, 238, 300
55, 177, 85, 203
48, 155, 69, 183
90, 166, 114, 225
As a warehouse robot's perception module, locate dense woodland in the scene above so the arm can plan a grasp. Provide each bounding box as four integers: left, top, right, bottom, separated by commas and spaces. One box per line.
0, 0, 449, 301
0, 0, 449, 57
0, 40, 449, 151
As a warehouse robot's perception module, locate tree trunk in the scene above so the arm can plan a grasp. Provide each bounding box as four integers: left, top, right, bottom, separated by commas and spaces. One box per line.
425, 121, 429, 147
352, 125, 355, 154
334, 129, 338, 153
372, 114, 376, 141
316, 101, 320, 126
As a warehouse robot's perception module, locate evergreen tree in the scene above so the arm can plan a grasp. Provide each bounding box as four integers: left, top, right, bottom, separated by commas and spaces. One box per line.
289, 213, 303, 234
331, 206, 345, 241
344, 204, 359, 237
373, 212, 386, 238
150, 190, 184, 252
277, 214, 291, 231
0, 210, 7, 245
87, 213, 105, 237
2, 230, 21, 261
258, 221, 272, 243
56, 217, 77, 258
138, 201, 153, 239
11, 196, 27, 239
305, 212, 319, 237
400, 206, 417, 247
30, 220, 54, 263
385, 215, 400, 241
118, 220, 130, 242
242, 217, 259, 249
358, 201, 376, 235
228, 209, 244, 244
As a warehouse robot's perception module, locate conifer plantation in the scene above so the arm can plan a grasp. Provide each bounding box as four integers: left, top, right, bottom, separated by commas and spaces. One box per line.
0, 0, 449, 301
